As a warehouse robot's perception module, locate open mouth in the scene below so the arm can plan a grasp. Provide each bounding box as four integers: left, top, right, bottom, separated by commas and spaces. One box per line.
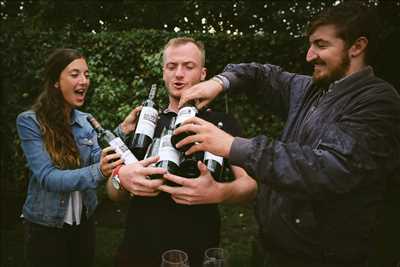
74, 88, 86, 98
173, 82, 185, 89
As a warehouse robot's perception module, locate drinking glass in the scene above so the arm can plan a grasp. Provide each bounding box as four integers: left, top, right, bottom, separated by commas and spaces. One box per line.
202, 247, 229, 267
161, 249, 190, 267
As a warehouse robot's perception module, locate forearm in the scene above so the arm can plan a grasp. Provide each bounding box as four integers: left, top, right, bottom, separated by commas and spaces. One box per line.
106, 177, 129, 202
41, 164, 106, 192
220, 63, 311, 118
218, 166, 257, 204
228, 135, 357, 198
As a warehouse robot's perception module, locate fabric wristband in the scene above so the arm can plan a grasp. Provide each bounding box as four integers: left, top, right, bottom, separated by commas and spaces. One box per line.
111, 164, 123, 178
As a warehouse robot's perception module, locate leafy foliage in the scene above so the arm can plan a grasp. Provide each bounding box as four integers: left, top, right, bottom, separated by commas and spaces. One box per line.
1, 1, 399, 191
1, 1, 399, 265
1, 29, 305, 190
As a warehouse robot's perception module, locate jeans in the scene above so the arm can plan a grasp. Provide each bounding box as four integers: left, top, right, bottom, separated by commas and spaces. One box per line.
24, 215, 95, 267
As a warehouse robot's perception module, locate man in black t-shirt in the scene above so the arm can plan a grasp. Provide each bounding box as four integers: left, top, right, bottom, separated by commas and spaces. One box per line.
106, 37, 257, 267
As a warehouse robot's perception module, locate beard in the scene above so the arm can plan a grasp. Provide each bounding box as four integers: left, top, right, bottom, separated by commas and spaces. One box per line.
312, 51, 350, 87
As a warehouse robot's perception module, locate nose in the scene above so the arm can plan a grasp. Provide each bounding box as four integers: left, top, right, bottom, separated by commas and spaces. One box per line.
79, 74, 89, 85
175, 65, 184, 78
306, 46, 317, 63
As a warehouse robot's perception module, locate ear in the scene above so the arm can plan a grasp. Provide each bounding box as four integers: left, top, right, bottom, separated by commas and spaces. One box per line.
200, 67, 207, 81
349, 36, 368, 58
54, 82, 59, 88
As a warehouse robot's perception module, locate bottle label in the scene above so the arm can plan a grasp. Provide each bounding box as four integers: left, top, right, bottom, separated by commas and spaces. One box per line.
109, 137, 138, 164
175, 106, 197, 126
135, 106, 158, 138
204, 151, 223, 165
158, 134, 180, 165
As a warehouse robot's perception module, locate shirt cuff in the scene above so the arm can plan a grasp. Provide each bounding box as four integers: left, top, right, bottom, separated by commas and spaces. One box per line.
213, 74, 231, 92
89, 163, 107, 184
229, 137, 252, 167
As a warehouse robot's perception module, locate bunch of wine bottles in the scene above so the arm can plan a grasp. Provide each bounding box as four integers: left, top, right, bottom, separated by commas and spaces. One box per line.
88, 84, 227, 182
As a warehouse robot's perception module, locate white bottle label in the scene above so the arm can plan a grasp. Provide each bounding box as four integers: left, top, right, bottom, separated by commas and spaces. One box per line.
204, 151, 223, 165
109, 137, 138, 164
135, 106, 158, 138
158, 134, 180, 165
175, 106, 197, 126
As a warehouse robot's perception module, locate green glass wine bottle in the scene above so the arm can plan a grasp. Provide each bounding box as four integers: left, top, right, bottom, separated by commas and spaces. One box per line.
87, 114, 138, 165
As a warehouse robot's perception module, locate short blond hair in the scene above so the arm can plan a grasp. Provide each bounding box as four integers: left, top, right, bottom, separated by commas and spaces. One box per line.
163, 37, 206, 67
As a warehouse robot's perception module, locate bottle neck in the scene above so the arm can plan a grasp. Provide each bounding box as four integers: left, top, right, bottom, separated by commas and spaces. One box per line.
148, 84, 157, 100
87, 116, 105, 134
96, 126, 106, 134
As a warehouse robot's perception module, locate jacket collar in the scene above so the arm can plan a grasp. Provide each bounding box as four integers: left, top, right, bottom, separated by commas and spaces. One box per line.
328, 66, 374, 91
69, 109, 85, 127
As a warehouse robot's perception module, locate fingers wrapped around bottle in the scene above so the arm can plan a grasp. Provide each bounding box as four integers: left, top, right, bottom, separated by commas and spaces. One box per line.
158, 161, 222, 205
100, 147, 123, 177
120, 106, 143, 135
173, 117, 233, 158
119, 156, 166, 197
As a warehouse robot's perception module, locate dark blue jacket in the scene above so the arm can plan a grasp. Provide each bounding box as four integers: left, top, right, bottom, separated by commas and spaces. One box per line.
222, 64, 400, 264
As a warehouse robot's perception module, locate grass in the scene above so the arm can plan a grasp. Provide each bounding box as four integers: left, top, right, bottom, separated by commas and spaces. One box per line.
1, 200, 258, 267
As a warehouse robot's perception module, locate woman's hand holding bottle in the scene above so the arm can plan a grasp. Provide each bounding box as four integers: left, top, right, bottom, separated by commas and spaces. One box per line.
99, 147, 123, 177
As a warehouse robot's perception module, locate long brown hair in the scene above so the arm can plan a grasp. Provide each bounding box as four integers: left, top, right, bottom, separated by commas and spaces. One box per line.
32, 48, 85, 169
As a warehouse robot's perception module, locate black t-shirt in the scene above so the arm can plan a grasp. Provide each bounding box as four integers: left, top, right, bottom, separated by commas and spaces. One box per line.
117, 108, 241, 267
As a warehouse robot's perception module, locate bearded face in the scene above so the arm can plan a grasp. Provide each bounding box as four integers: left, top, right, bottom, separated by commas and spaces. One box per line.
306, 24, 351, 87
311, 48, 350, 87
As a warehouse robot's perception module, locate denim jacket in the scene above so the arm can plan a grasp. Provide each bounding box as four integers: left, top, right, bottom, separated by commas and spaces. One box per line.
16, 109, 106, 228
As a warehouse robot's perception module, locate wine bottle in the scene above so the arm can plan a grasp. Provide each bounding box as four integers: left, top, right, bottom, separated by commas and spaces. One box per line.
179, 151, 204, 178
87, 114, 138, 165
143, 137, 161, 168
204, 122, 224, 181
130, 84, 159, 160
171, 101, 198, 152
150, 117, 181, 181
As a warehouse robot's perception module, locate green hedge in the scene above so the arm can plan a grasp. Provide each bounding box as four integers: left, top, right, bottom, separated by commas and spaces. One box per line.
1, 29, 308, 192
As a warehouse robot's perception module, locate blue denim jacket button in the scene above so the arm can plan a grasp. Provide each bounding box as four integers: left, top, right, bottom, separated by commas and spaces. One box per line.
80, 137, 94, 145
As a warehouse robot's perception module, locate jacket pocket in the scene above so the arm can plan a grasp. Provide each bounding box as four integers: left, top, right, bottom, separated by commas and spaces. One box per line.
257, 189, 321, 258
77, 136, 96, 146
279, 197, 318, 244
76, 133, 97, 165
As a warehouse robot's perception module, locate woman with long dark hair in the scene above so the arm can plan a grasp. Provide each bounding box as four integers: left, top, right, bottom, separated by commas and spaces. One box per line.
16, 48, 117, 267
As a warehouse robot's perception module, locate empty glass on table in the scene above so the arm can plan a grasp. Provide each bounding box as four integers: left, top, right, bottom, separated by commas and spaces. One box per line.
202, 247, 229, 267
161, 249, 190, 267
